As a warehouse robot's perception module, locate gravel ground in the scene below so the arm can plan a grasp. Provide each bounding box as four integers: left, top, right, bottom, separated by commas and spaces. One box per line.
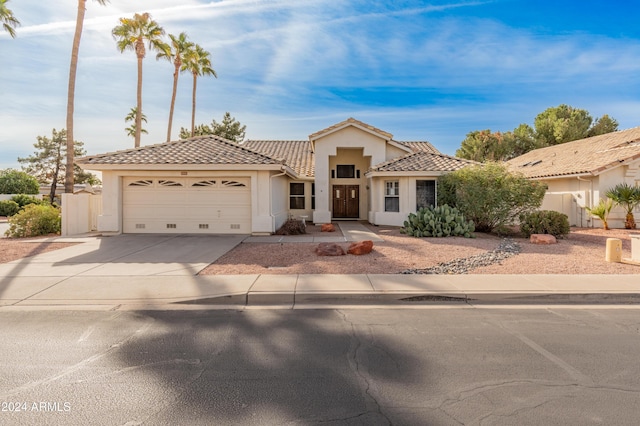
200, 225, 640, 275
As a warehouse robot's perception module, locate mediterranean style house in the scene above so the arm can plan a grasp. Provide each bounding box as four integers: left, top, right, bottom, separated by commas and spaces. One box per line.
77, 118, 476, 234
506, 126, 640, 228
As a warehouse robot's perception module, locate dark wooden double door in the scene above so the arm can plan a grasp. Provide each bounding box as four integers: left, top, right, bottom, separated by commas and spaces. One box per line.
332, 185, 359, 218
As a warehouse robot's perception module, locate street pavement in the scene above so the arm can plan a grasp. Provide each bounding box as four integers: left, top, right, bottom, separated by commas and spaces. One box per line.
0, 222, 638, 309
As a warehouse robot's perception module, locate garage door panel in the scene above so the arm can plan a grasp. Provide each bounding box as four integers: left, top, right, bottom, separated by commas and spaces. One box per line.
123, 177, 251, 234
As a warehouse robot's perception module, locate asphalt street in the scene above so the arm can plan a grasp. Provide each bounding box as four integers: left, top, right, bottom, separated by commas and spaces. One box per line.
1, 307, 639, 425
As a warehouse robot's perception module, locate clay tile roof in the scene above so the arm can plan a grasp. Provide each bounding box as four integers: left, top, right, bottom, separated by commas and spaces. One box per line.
369, 151, 478, 173
394, 140, 440, 154
309, 117, 393, 140
242, 140, 314, 177
505, 127, 640, 178
77, 135, 283, 166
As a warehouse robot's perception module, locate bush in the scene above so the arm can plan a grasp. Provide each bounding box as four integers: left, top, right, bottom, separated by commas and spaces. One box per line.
438, 162, 547, 233
10, 194, 44, 208
5, 204, 61, 238
275, 219, 306, 235
401, 204, 475, 238
519, 210, 570, 238
0, 200, 20, 217
0, 169, 39, 194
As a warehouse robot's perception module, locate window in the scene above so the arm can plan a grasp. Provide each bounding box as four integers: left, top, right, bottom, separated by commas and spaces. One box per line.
289, 182, 305, 210
311, 183, 316, 210
416, 180, 436, 210
385, 181, 399, 212
336, 165, 355, 179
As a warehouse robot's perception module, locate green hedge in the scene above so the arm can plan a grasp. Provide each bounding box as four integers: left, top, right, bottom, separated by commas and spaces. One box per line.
5, 204, 61, 238
519, 210, 570, 238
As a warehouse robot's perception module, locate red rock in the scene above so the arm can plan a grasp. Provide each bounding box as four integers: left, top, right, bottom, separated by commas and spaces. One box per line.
321, 223, 336, 232
530, 234, 557, 244
347, 240, 374, 255
315, 242, 345, 256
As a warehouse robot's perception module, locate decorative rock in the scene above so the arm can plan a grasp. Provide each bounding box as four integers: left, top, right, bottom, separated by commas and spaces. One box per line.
348, 240, 373, 255
321, 223, 336, 232
530, 234, 557, 244
315, 242, 345, 256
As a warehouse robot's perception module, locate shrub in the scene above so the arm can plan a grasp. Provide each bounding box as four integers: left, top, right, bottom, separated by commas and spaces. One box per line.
10, 194, 44, 208
275, 219, 306, 235
0, 169, 39, 194
401, 204, 475, 238
5, 204, 61, 238
519, 210, 570, 238
0, 200, 20, 217
585, 198, 614, 230
438, 162, 547, 233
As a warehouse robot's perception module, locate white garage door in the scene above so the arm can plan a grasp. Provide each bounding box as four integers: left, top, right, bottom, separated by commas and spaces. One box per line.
123, 177, 251, 234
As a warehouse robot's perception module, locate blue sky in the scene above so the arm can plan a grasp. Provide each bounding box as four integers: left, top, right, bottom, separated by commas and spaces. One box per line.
2, 0, 640, 170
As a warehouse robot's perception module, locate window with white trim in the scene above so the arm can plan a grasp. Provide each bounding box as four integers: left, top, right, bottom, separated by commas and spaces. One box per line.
289, 182, 305, 210
385, 181, 399, 212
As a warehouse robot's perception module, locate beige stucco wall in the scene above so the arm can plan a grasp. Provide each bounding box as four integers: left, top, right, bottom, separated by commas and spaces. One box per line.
312, 126, 389, 223
368, 176, 439, 226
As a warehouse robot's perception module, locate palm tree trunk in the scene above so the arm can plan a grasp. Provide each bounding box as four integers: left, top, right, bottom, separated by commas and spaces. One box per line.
191, 72, 197, 137
135, 52, 143, 148
166, 63, 179, 142
65, 0, 86, 193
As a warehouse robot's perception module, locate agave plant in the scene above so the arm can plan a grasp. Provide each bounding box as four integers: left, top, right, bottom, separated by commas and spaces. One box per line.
606, 183, 640, 229
585, 198, 614, 230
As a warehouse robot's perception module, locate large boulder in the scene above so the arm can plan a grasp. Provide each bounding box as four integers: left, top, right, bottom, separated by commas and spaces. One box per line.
315, 242, 345, 256
530, 234, 557, 244
348, 240, 374, 255
321, 223, 336, 232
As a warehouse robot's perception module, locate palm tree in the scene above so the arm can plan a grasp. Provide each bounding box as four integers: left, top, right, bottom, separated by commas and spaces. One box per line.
606, 183, 640, 229
585, 198, 614, 230
112, 12, 167, 147
0, 0, 20, 38
157, 32, 193, 142
182, 44, 217, 137
65, 0, 108, 194
124, 107, 148, 138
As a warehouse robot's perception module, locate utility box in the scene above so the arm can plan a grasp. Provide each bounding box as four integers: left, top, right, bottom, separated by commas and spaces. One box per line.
605, 238, 622, 263
631, 234, 640, 262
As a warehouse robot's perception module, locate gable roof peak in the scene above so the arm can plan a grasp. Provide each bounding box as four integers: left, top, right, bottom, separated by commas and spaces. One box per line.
308, 117, 394, 141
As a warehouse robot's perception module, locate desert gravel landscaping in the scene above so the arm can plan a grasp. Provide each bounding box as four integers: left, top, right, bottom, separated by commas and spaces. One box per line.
200, 224, 640, 275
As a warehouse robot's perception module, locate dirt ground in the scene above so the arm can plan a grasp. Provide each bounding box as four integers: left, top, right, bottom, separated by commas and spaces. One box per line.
1, 221, 638, 274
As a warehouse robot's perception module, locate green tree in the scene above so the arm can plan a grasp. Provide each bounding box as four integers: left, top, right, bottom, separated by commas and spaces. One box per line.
182, 43, 217, 137
179, 112, 247, 142
437, 162, 547, 233
18, 129, 98, 203
456, 130, 512, 162
0, 0, 20, 38
124, 107, 148, 138
157, 32, 194, 142
587, 114, 619, 137
0, 169, 39, 194
65, 0, 109, 194
112, 12, 167, 148
606, 183, 640, 229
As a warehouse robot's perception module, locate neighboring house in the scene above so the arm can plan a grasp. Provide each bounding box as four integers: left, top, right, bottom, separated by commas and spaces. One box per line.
77, 118, 475, 234
506, 126, 640, 228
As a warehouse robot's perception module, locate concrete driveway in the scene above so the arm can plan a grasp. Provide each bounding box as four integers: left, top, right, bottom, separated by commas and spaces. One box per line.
0, 234, 247, 278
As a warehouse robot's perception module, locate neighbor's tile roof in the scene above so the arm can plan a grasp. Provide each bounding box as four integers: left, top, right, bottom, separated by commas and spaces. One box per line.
77, 136, 283, 166
242, 140, 314, 177
506, 127, 640, 178
369, 151, 478, 173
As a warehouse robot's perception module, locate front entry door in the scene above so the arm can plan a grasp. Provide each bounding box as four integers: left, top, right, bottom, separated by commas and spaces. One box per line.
332, 185, 359, 218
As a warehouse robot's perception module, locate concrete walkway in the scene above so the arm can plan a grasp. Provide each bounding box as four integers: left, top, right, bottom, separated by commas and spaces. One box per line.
244, 221, 384, 243
0, 231, 638, 310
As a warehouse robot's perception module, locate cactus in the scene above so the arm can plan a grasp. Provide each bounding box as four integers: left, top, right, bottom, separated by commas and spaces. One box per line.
400, 205, 475, 238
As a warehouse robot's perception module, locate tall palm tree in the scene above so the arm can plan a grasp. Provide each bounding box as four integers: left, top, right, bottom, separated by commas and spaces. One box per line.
112, 12, 167, 147
124, 107, 148, 138
182, 44, 217, 137
65, 0, 108, 193
0, 0, 20, 38
157, 32, 193, 142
